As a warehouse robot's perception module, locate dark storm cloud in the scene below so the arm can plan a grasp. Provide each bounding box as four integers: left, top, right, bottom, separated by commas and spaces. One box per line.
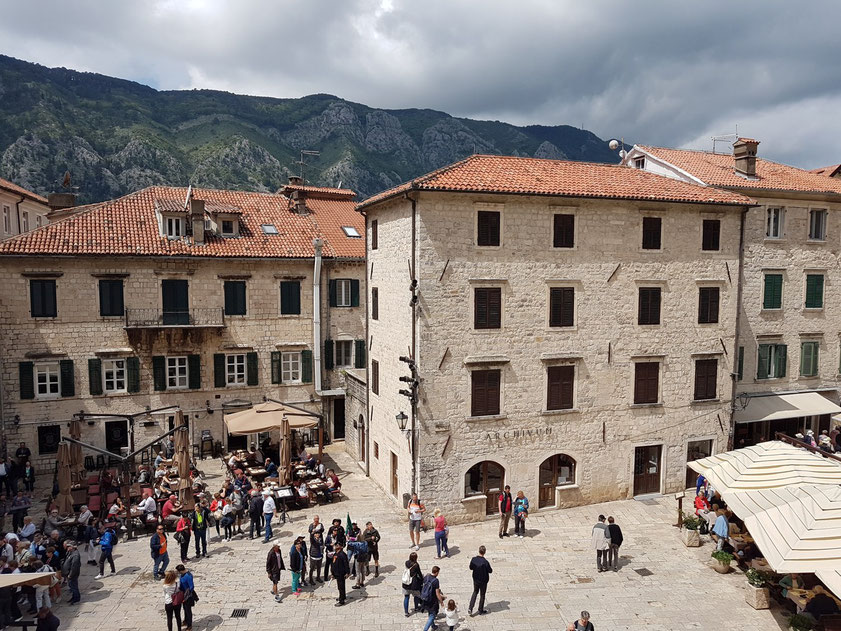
1, 0, 840, 167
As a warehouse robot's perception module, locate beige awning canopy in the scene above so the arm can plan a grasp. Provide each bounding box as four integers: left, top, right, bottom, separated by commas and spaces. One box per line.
0, 572, 58, 589
733, 392, 841, 424
225, 401, 319, 435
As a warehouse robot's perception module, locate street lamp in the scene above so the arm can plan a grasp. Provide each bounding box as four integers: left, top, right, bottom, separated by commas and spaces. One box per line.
395, 411, 409, 435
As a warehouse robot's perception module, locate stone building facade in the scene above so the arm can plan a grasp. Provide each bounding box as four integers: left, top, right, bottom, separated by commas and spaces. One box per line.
625, 141, 841, 446
0, 177, 51, 241
0, 183, 365, 467
358, 155, 752, 522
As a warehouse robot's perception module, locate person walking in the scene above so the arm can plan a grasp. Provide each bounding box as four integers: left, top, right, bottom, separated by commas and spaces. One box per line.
607, 516, 623, 571
402, 551, 423, 617
289, 539, 304, 595
445, 599, 459, 631
262, 491, 276, 543
309, 531, 324, 584
591, 515, 610, 573
247, 490, 264, 540
176, 564, 196, 631
498, 486, 513, 539
408, 494, 425, 550
332, 542, 350, 606
421, 566, 445, 631
266, 543, 286, 602
94, 525, 116, 579
468, 545, 492, 616
175, 514, 192, 563
567, 610, 594, 631
162, 569, 182, 631
151, 525, 170, 580
362, 521, 381, 577
513, 491, 529, 538
61, 541, 81, 605
433, 509, 449, 559
193, 501, 209, 558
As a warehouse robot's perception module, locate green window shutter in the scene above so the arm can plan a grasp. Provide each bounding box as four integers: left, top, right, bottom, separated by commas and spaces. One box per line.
757, 344, 769, 379
737, 346, 744, 381
152, 356, 167, 391
800, 342, 818, 377
763, 274, 783, 309
188, 355, 202, 389
88, 359, 103, 396
354, 339, 366, 369
301, 350, 313, 384
126, 357, 140, 393
213, 353, 226, 388
59, 359, 75, 397
329, 280, 337, 307
324, 339, 334, 370
19, 362, 34, 400
280, 281, 301, 315
271, 351, 282, 384
776, 344, 787, 378
805, 274, 824, 309
247, 352, 259, 386
350, 279, 360, 307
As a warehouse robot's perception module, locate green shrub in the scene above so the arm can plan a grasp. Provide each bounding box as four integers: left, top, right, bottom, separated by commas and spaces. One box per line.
711, 549, 734, 564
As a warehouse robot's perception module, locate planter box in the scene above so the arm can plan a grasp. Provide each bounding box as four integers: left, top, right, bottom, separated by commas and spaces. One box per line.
745, 584, 771, 609
681, 528, 701, 547
711, 559, 732, 574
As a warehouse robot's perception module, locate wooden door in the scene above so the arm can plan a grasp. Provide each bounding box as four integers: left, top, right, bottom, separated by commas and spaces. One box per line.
359, 420, 365, 463
538, 457, 556, 508
485, 462, 504, 515
390, 452, 398, 497
162, 279, 189, 325
633, 445, 662, 496
333, 398, 346, 440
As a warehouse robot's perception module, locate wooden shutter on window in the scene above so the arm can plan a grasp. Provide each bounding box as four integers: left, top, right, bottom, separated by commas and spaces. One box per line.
271, 351, 282, 384
213, 354, 226, 388
474, 288, 501, 329
472, 370, 500, 416
775, 344, 787, 378
642, 217, 662, 249
371, 360, 379, 394
328, 280, 338, 307
638, 288, 661, 325
698, 288, 720, 324
354, 340, 366, 369
553, 214, 574, 248
702, 219, 720, 251
763, 274, 782, 309
126, 357, 140, 393
153, 356, 167, 391
371, 287, 378, 320
59, 359, 74, 397
756, 345, 769, 379
550, 287, 574, 327
301, 350, 313, 384
693, 358, 717, 400
806, 275, 824, 309
737, 347, 744, 382
477, 211, 500, 246
634, 362, 659, 404
246, 352, 259, 386
88, 358, 103, 396
280, 281, 301, 315
371, 219, 378, 250
188, 355, 201, 389
547, 365, 574, 410
324, 339, 334, 370
19, 362, 34, 400
350, 279, 360, 307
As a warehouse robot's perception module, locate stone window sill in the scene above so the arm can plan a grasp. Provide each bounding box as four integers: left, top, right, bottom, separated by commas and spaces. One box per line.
631, 402, 663, 409
557, 484, 579, 492
690, 398, 720, 405
540, 409, 579, 416
461, 495, 487, 505
466, 414, 507, 422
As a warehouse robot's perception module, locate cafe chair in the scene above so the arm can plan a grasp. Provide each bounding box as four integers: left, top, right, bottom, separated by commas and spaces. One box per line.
96, 455, 106, 470
88, 484, 100, 495
87, 495, 102, 514
84, 456, 95, 471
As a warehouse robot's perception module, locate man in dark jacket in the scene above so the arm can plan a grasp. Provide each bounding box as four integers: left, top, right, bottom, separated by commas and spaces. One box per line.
266, 543, 286, 602
150, 526, 169, 579
468, 545, 492, 616
61, 541, 81, 604
289, 539, 305, 594
331, 543, 350, 606
193, 500, 209, 558
309, 531, 324, 584
362, 521, 381, 578
607, 516, 624, 572
324, 524, 346, 581
248, 491, 264, 539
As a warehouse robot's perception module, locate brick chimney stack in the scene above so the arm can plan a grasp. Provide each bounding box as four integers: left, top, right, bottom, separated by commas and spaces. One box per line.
733, 138, 760, 178
190, 198, 206, 244
288, 176, 308, 215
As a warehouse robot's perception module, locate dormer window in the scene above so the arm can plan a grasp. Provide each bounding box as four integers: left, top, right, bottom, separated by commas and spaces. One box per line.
634, 156, 646, 169
341, 226, 361, 238
221, 220, 235, 236
165, 216, 184, 239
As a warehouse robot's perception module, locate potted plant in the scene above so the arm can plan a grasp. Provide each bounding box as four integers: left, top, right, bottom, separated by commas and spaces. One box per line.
787, 613, 814, 631
681, 513, 702, 547
744, 568, 771, 609
710, 549, 734, 573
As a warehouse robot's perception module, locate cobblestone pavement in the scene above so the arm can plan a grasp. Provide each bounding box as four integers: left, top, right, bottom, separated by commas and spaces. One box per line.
46, 445, 789, 630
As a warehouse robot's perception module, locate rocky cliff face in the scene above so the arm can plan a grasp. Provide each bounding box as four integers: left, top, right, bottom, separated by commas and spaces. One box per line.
0, 55, 620, 203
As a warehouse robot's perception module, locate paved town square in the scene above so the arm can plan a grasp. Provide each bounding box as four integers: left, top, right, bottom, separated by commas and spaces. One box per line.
38, 445, 784, 631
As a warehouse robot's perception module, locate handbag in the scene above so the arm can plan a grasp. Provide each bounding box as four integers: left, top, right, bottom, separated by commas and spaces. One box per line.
174, 531, 184, 544
172, 590, 185, 606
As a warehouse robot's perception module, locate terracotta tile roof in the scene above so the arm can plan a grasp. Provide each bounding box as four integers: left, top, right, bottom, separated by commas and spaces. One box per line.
638, 146, 841, 196
358, 154, 752, 210
155, 198, 244, 215
0, 186, 364, 259
280, 184, 356, 200
810, 164, 841, 178
0, 177, 48, 205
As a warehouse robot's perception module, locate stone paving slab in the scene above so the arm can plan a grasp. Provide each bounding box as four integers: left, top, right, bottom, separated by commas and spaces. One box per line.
39, 444, 790, 630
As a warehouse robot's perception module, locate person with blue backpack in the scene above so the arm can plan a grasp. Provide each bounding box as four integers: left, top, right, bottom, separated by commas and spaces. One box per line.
421, 566, 445, 631
94, 525, 116, 579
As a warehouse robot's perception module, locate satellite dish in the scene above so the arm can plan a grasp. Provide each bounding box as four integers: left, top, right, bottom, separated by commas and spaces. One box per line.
608, 139, 620, 151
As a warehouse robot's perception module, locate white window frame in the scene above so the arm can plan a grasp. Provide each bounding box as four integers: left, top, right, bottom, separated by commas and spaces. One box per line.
221, 219, 236, 237
334, 340, 353, 368
757, 344, 786, 380
226, 354, 246, 386
634, 156, 645, 169
35, 215, 42, 228
2, 205, 9, 234
166, 356, 189, 389
281, 352, 302, 383
335, 279, 352, 307
21, 211, 29, 233
103, 358, 127, 394
35, 362, 60, 399
766, 207, 784, 239
809, 208, 827, 241
165, 216, 184, 239
341, 226, 361, 238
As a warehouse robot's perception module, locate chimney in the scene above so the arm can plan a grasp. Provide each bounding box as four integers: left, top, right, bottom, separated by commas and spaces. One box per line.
288, 175, 303, 186
733, 138, 760, 178
190, 198, 206, 244
47, 192, 76, 212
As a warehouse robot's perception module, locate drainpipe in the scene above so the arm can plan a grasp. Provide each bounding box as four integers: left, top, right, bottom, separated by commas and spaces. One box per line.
409, 194, 418, 496
312, 238, 324, 396
728, 206, 749, 450
14, 196, 24, 235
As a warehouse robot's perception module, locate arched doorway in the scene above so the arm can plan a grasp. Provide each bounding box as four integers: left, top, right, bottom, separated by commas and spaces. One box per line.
538, 454, 576, 508
464, 461, 505, 515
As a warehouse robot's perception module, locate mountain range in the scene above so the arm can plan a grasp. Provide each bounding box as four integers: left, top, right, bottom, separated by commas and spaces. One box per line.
0, 55, 620, 204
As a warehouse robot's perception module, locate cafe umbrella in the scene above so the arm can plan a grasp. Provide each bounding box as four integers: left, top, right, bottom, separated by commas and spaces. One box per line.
174, 410, 194, 510
68, 420, 86, 485
280, 415, 291, 485
55, 442, 73, 516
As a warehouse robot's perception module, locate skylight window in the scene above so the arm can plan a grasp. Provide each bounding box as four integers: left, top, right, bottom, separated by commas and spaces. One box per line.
341, 226, 361, 238
261, 224, 279, 235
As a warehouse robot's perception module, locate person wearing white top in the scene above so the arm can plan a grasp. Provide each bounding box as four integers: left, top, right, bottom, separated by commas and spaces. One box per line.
162, 570, 182, 631
445, 600, 459, 630
262, 492, 276, 543
221, 503, 234, 541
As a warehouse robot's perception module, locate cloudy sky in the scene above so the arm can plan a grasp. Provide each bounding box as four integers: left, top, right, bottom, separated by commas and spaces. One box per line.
2, 0, 840, 167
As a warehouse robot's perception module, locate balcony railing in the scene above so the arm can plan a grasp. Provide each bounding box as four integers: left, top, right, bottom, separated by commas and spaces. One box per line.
124, 308, 225, 329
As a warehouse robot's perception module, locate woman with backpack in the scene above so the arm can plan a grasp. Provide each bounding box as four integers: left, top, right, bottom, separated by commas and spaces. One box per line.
402, 551, 423, 617
177, 564, 197, 631
175, 514, 192, 563
162, 569, 182, 631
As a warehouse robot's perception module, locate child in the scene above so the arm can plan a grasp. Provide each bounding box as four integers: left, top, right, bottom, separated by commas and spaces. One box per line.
445, 599, 458, 630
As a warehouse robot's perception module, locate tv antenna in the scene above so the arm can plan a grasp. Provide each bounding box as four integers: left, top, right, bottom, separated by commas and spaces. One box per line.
711, 126, 738, 154
297, 150, 320, 185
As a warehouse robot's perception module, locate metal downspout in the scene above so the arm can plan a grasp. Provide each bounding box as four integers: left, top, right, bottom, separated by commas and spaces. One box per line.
313, 239, 324, 444
728, 206, 749, 450
410, 195, 418, 496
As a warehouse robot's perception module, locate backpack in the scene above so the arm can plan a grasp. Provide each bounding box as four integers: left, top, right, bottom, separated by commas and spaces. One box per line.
401, 566, 413, 586
420, 574, 437, 604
